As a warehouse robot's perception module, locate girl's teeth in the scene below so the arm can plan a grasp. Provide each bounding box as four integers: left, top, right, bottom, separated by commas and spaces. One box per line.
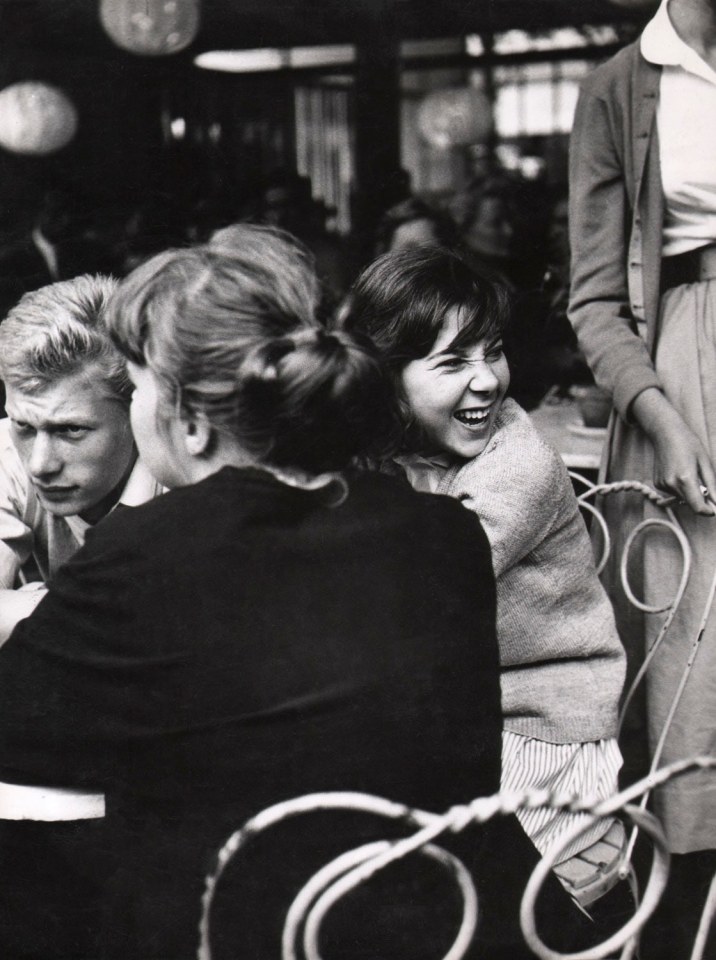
455, 408, 490, 424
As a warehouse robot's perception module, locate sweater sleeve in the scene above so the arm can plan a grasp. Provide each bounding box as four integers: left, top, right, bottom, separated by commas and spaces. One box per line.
567, 82, 661, 419
454, 418, 567, 579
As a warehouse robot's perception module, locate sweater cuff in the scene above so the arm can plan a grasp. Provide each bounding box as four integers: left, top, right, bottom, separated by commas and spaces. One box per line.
612, 367, 662, 423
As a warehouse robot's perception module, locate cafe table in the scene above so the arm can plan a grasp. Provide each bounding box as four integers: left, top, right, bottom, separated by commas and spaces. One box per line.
529, 391, 607, 474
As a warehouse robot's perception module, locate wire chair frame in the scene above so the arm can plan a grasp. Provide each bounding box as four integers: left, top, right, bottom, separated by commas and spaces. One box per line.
197, 759, 716, 960
569, 473, 716, 869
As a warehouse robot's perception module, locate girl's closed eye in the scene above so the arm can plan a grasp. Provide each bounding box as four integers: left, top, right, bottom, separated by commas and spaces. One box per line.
435, 356, 465, 371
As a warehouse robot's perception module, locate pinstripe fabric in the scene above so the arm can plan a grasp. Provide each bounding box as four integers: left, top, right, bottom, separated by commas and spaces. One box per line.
501, 732, 623, 863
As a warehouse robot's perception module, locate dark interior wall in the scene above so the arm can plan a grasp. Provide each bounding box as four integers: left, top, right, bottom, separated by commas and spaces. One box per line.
0, 0, 655, 241
0, 41, 301, 242
0, 48, 168, 236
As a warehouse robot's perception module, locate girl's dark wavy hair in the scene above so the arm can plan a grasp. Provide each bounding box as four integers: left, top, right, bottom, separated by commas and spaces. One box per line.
341, 245, 513, 373
338, 246, 513, 455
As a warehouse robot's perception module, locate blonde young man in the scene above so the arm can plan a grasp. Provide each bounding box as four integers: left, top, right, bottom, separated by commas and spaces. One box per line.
0, 274, 163, 640
0, 273, 164, 959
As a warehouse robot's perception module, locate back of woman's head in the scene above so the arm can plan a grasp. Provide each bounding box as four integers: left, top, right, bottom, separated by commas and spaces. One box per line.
107, 227, 395, 473
342, 246, 512, 372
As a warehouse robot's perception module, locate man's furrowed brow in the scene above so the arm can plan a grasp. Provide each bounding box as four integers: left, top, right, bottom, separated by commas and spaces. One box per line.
47, 413, 98, 428
14, 412, 98, 430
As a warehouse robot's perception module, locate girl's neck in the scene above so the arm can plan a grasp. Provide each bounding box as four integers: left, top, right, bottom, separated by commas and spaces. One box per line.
417, 448, 460, 466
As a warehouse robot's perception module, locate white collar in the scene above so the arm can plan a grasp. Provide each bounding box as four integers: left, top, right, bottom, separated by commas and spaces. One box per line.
62, 458, 163, 540
642, 0, 716, 82
117, 457, 164, 507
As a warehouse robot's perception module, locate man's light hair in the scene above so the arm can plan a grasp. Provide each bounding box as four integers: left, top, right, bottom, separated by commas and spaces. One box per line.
0, 274, 130, 403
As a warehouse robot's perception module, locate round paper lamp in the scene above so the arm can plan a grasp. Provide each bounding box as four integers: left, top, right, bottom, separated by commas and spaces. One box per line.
100, 0, 200, 56
0, 82, 78, 155
417, 87, 493, 150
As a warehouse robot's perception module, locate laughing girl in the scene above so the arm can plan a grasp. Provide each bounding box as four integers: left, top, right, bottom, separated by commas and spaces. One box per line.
343, 246, 626, 888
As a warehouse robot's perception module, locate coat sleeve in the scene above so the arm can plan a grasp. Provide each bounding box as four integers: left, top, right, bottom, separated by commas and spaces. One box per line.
0, 520, 180, 791
567, 83, 661, 419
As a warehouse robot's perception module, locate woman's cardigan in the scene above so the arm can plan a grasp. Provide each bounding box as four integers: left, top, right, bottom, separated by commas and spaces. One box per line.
436, 400, 626, 745
568, 40, 664, 421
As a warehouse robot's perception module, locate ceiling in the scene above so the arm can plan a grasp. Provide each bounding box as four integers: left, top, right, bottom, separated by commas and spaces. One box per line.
0, 0, 652, 61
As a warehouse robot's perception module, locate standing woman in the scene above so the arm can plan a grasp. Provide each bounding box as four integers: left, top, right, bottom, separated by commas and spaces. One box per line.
0, 227, 574, 959
569, 0, 716, 950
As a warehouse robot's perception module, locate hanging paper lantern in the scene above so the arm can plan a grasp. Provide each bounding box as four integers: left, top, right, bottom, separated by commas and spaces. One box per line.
100, 0, 200, 56
417, 87, 493, 150
0, 82, 78, 156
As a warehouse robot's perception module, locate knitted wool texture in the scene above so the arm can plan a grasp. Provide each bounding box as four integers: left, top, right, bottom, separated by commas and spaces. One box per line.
437, 399, 626, 743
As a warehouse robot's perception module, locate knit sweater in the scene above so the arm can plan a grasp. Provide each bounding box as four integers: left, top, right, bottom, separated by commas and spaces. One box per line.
436, 399, 625, 743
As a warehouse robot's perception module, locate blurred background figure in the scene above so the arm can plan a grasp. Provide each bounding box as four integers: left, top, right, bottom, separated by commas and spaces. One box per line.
451, 174, 518, 283
450, 172, 553, 409
0, 188, 114, 322
254, 167, 354, 308
373, 195, 458, 255
539, 191, 593, 393
0, 188, 117, 413
109, 196, 185, 277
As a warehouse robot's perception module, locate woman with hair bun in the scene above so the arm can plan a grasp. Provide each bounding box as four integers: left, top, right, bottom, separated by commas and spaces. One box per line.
0, 226, 536, 959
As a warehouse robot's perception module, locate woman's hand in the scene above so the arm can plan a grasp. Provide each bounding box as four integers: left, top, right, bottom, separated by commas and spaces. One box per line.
631, 388, 716, 515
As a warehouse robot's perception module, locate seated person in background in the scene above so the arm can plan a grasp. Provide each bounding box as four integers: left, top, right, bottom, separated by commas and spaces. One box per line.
0, 227, 592, 959
253, 167, 353, 308
343, 247, 628, 908
373, 196, 458, 256
450, 174, 518, 282
450, 174, 554, 408
0, 274, 163, 642
0, 190, 116, 324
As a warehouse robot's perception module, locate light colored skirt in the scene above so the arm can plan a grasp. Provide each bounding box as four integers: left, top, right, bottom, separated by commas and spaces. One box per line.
600, 279, 716, 853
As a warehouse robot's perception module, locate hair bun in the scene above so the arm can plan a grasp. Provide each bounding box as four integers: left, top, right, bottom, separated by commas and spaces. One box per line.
238, 337, 295, 388
235, 325, 396, 473
291, 326, 345, 356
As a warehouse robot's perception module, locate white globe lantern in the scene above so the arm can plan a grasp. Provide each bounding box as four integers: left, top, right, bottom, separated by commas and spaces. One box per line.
0, 82, 78, 156
417, 87, 493, 150
100, 0, 201, 56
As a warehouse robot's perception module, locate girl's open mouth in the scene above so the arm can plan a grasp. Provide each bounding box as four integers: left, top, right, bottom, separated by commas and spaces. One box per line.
454, 405, 492, 425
